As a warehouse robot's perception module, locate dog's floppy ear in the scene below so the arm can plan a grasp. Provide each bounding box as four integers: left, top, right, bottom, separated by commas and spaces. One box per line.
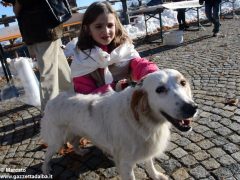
131, 90, 150, 121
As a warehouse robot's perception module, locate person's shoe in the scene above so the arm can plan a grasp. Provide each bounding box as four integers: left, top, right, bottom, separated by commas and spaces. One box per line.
184, 24, 190, 29
213, 32, 220, 37
179, 24, 184, 30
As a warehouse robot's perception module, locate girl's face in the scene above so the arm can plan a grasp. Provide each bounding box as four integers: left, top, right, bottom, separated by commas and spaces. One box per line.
89, 13, 116, 46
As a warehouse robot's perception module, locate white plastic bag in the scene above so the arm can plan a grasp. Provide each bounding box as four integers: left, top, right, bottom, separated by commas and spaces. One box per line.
163, 30, 184, 46
14, 57, 41, 107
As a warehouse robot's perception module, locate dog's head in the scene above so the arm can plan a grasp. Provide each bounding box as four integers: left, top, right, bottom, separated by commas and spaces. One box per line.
131, 69, 198, 132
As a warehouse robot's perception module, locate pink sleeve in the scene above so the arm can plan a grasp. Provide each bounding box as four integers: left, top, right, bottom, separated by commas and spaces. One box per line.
130, 57, 159, 81
73, 75, 114, 94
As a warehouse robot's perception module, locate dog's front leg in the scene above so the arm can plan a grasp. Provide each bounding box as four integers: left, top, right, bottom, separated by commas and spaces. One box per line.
42, 146, 56, 174
118, 160, 135, 180
145, 158, 168, 180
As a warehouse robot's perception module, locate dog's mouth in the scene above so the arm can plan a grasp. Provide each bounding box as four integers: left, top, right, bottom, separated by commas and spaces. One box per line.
161, 111, 192, 132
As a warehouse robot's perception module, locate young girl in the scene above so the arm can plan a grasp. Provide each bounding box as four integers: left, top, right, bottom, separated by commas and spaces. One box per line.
70, 1, 159, 94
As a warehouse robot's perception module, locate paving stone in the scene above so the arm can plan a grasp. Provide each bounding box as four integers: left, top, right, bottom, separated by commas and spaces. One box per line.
197, 139, 215, 150
102, 167, 118, 179
210, 114, 222, 121
212, 167, 233, 178
134, 167, 148, 180
160, 158, 182, 173
189, 165, 209, 179
153, 163, 166, 174
170, 148, 188, 159
193, 125, 210, 134
228, 134, 240, 144
155, 154, 170, 163
200, 176, 215, 180
219, 111, 235, 118
193, 150, 211, 161
231, 152, 240, 162
172, 168, 190, 180
223, 105, 237, 111
226, 163, 240, 176
180, 155, 198, 167
21, 158, 34, 167
220, 118, 233, 126
201, 158, 220, 170
214, 126, 233, 136
33, 151, 45, 160
231, 115, 240, 123
235, 109, 240, 116
199, 112, 212, 118
186, 132, 205, 143
197, 118, 210, 125
228, 122, 240, 132
166, 142, 178, 151
217, 154, 237, 166
208, 147, 226, 159
184, 143, 201, 153
174, 137, 192, 147
211, 136, 229, 146
206, 121, 223, 129
201, 130, 217, 138
223, 143, 239, 154
171, 133, 182, 141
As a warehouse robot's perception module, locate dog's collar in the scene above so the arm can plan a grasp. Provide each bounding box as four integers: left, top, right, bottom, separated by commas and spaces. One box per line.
129, 80, 143, 88
129, 81, 138, 87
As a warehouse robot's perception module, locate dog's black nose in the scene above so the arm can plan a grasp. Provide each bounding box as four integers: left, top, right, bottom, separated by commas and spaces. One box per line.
181, 102, 198, 117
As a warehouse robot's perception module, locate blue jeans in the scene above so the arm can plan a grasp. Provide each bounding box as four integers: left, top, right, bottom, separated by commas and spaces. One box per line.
205, 1, 221, 33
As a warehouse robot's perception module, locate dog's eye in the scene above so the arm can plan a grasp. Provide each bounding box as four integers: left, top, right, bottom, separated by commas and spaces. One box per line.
180, 80, 186, 86
156, 86, 167, 94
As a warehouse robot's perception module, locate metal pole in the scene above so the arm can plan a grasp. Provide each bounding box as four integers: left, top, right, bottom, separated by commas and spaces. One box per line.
121, 0, 130, 25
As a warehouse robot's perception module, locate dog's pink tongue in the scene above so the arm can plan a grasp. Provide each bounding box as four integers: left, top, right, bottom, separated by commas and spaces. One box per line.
182, 119, 191, 125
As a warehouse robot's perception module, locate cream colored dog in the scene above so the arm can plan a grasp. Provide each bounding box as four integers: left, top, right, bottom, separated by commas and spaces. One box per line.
41, 69, 197, 180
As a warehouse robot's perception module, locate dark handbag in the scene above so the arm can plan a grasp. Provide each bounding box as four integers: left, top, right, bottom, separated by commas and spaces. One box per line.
45, 0, 72, 26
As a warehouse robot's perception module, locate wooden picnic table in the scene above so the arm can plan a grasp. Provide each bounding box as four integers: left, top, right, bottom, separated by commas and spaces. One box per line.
0, 12, 83, 43
128, 0, 204, 41
0, 12, 83, 83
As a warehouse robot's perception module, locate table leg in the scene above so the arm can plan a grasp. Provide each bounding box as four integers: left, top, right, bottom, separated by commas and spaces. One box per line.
0, 44, 12, 83
144, 14, 148, 36
159, 11, 163, 41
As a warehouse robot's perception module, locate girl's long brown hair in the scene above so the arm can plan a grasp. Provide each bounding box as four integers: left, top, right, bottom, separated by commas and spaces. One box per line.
77, 1, 132, 52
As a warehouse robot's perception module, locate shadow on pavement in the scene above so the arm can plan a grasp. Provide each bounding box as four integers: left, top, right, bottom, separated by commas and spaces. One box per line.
138, 35, 213, 57
0, 105, 41, 146
21, 146, 115, 179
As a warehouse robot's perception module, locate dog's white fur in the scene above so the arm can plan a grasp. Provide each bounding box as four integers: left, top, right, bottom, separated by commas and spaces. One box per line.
41, 69, 197, 180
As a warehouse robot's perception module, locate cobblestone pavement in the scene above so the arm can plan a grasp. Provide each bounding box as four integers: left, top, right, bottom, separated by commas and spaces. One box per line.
0, 16, 240, 180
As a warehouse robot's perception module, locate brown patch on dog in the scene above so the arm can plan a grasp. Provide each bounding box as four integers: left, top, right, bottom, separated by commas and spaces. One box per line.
131, 90, 150, 121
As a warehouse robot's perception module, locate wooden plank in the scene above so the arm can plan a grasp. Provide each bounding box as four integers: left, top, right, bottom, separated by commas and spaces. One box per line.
0, 13, 83, 42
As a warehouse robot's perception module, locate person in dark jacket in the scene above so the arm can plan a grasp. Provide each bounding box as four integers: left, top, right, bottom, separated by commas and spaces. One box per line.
13, 0, 73, 111
172, 0, 190, 30
199, 0, 222, 36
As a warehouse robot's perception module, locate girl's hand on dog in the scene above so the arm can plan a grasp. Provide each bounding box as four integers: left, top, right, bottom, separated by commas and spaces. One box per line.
115, 79, 129, 92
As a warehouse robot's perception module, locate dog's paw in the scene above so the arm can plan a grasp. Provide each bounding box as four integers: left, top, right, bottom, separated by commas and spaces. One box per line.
150, 172, 168, 180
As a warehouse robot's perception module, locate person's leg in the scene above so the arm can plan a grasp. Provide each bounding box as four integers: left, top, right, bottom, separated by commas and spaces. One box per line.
177, 9, 184, 30
205, 2, 213, 23
177, 10, 182, 24
212, 2, 221, 34
56, 39, 73, 92
179, 9, 185, 24
180, 9, 189, 29
32, 40, 60, 111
